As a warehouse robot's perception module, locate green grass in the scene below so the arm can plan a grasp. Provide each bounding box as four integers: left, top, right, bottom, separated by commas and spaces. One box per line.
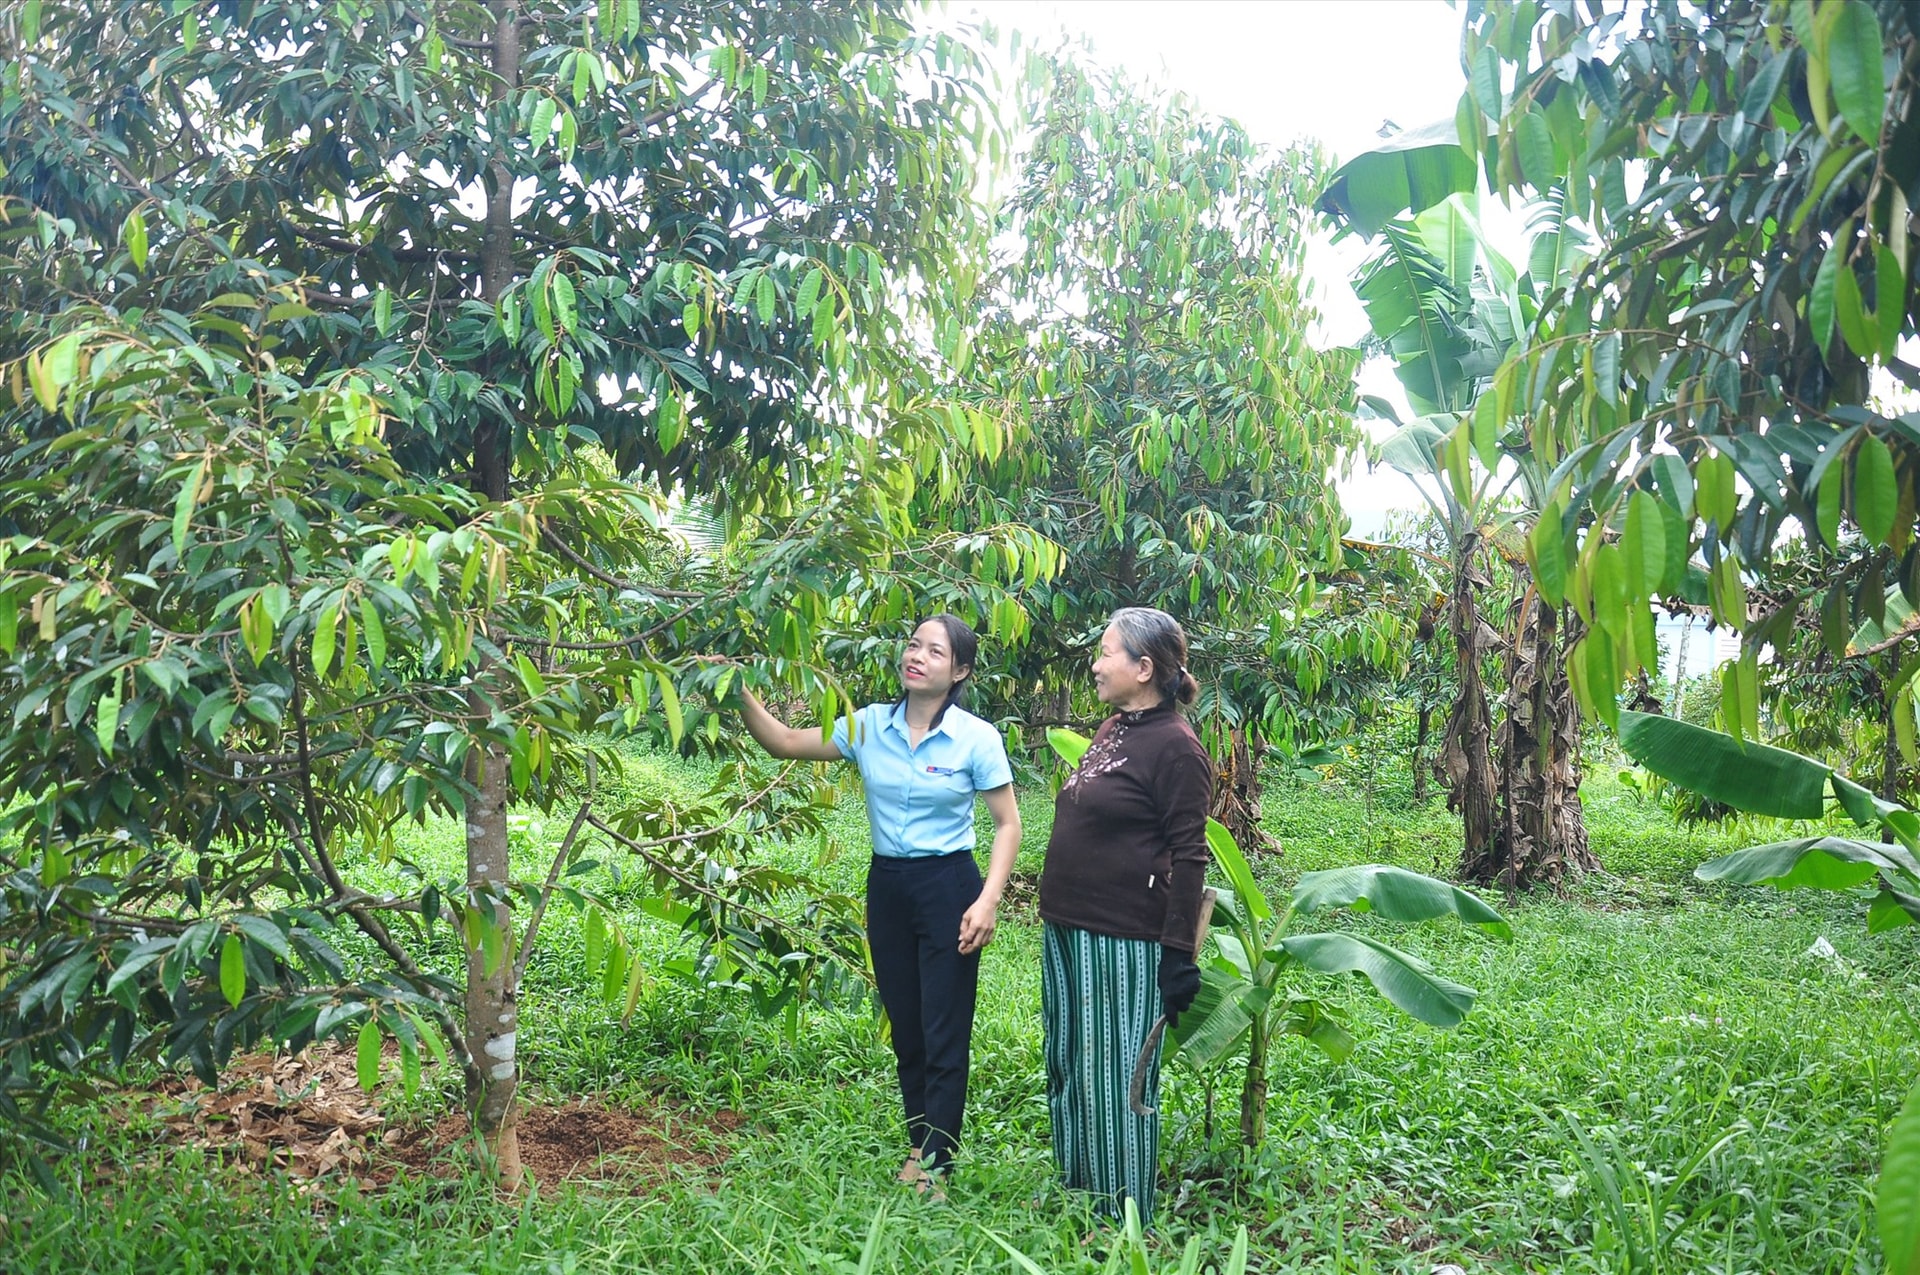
2, 742, 1915, 1273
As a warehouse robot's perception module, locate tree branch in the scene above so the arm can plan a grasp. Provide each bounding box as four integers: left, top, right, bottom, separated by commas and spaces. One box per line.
539, 525, 704, 598
510, 800, 592, 989
283, 222, 477, 264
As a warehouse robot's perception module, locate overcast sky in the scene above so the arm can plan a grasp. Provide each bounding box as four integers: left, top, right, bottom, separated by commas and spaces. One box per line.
943, 0, 1481, 533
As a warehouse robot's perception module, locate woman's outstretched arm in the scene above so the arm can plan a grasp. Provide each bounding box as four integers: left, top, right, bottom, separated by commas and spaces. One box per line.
737, 688, 847, 761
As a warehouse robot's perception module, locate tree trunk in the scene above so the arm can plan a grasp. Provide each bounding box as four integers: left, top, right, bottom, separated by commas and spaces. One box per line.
1442, 534, 1498, 881
1884, 643, 1904, 843
1212, 726, 1271, 854
1669, 614, 1691, 716
1411, 700, 1432, 803
464, 732, 522, 1190
461, 0, 524, 1189
1539, 606, 1595, 879
1480, 589, 1597, 892
1238, 1015, 1268, 1148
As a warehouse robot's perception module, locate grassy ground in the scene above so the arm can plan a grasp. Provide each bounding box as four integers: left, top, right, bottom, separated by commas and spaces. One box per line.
2, 739, 1915, 1273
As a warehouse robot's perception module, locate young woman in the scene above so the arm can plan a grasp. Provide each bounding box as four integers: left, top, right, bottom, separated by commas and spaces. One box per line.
736, 614, 1021, 1193
1038, 606, 1212, 1226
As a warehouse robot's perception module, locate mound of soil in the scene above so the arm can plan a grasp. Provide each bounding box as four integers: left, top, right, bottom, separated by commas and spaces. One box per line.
136, 1042, 739, 1194
384, 1101, 741, 1193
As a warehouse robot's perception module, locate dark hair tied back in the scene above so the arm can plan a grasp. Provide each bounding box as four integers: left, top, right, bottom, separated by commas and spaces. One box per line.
1107, 607, 1197, 708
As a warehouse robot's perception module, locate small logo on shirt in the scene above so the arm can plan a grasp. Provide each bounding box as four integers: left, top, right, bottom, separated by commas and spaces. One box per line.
925, 765, 960, 775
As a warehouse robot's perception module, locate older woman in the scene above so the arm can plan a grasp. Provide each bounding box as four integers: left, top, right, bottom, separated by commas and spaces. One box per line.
1039, 607, 1212, 1226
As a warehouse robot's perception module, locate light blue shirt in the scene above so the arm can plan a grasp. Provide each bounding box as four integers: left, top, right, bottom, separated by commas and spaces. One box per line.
832, 701, 1014, 858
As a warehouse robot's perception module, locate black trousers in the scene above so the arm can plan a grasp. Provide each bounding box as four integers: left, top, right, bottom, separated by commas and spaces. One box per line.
865, 851, 982, 1176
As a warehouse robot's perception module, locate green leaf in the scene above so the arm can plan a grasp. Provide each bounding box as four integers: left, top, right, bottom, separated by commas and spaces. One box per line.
312, 597, 340, 678
1206, 817, 1271, 924
1696, 451, 1736, 527
530, 97, 556, 151
105, 939, 172, 997
219, 933, 245, 1008
1695, 836, 1920, 891
91, 679, 122, 757
1856, 434, 1897, 546
1444, 418, 1473, 506
1584, 634, 1620, 729
1878, 243, 1906, 363
1278, 996, 1356, 1063
1470, 44, 1502, 121
356, 1018, 382, 1090
1516, 111, 1557, 191
1045, 727, 1091, 767
1809, 235, 1842, 350
1849, 587, 1920, 654
656, 668, 683, 745
796, 266, 825, 318
171, 458, 205, 555
1617, 710, 1831, 820
1868, 887, 1920, 934
584, 906, 606, 975
1171, 969, 1268, 1066
1836, 255, 1877, 358
550, 271, 576, 335
1817, 453, 1844, 547
1316, 119, 1479, 238
1623, 490, 1665, 599
399, 1033, 422, 1100
404, 1008, 453, 1073
1880, 1074, 1920, 1275
231, 914, 292, 962
1828, 0, 1885, 145
1281, 931, 1478, 1028
1589, 542, 1626, 636
1529, 509, 1568, 607
1470, 390, 1501, 469
600, 943, 628, 1003
357, 596, 386, 669
122, 208, 149, 271
657, 392, 684, 451
1740, 46, 1793, 120
1291, 864, 1511, 939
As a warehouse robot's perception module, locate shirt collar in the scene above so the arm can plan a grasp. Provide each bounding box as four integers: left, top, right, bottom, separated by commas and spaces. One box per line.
886, 698, 956, 741
1116, 698, 1175, 726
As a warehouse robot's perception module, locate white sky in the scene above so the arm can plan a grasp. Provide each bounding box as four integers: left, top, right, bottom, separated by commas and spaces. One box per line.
945, 0, 1482, 534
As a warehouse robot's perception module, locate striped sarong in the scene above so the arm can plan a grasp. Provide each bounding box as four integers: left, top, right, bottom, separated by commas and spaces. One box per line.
1041, 921, 1164, 1225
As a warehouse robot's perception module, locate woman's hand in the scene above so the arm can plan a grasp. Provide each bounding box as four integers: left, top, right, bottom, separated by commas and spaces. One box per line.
957, 892, 1000, 954
1157, 945, 1201, 1027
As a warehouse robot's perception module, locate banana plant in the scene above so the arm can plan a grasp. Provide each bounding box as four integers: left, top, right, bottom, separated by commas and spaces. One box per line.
1614, 709, 1920, 1275
1047, 729, 1511, 1148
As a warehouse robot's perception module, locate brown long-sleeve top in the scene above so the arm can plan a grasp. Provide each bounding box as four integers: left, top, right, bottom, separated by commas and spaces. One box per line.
1038, 701, 1214, 949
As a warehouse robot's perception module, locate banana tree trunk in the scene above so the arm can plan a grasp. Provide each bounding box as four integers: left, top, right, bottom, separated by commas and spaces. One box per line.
1412, 700, 1432, 803
1441, 534, 1498, 878
1238, 1011, 1269, 1148
1212, 726, 1270, 855
1474, 585, 1596, 890
1884, 643, 1904, 842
